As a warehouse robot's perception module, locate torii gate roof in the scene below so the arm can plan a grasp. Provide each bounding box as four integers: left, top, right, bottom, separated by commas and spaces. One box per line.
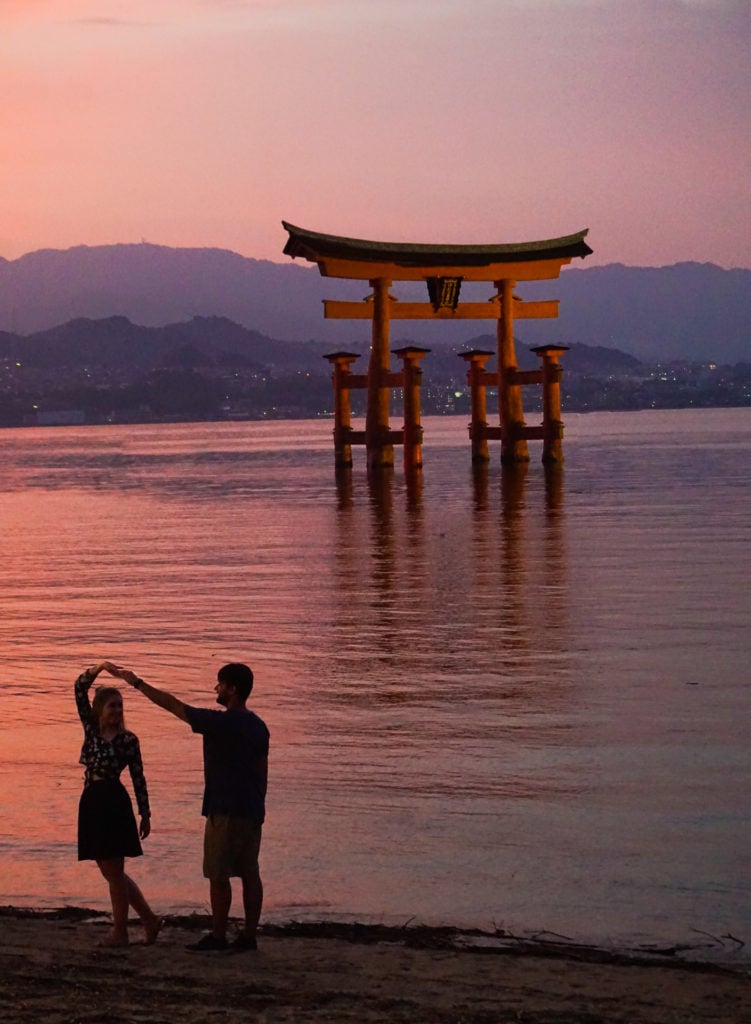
282, 221, 592, 281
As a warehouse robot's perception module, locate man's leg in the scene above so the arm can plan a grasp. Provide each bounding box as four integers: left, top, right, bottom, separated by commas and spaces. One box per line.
241, 867, 263, 941
209, 877, 232, 940
186, 815, 232, 950
235, 821, 263, 947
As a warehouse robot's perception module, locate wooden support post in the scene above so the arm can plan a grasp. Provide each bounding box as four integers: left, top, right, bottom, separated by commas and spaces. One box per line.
531, 345, 569, 464
460, 349, 495, 463
393, 346, 430, 470
366, 278, 395, 469
497, 278, 529, 464
544, 463, 564, 513
324, 351, 361, 467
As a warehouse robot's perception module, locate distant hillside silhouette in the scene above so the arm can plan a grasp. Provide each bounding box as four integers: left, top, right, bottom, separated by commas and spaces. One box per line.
2, 314, 746, 427
0, 243, 748, 362
0, 315, 640, 378
5, 314, 330, 372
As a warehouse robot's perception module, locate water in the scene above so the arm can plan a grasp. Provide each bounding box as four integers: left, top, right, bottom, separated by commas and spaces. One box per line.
0, 410, 748, 956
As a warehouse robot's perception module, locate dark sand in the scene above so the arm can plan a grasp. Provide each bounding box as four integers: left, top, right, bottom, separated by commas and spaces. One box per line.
1, 908, 749, 1023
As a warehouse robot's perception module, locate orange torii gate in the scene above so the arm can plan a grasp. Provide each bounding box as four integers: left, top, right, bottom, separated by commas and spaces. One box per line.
282, 222, 592, 470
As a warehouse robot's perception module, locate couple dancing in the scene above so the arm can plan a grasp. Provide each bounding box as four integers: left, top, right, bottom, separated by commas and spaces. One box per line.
75, 660, 269, 952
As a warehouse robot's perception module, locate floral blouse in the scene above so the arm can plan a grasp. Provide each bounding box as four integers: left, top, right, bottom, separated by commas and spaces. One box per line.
75, 669, 150, 818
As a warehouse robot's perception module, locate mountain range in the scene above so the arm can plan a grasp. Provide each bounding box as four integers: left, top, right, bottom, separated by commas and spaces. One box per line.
0, 243, 749, 364
0, 314, 641, 378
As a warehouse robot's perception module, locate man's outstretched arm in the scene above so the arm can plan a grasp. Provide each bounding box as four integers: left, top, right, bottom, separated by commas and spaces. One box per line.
116, 668, 189, 722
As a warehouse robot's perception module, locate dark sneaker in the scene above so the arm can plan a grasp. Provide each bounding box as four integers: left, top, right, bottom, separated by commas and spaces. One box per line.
186, 933, 229, 953
229, 932, 257, 952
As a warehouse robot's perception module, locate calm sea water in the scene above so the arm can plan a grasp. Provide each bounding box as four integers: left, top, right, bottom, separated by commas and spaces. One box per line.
0, 410, 748, 955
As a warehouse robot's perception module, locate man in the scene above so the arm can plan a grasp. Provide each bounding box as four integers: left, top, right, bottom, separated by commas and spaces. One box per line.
116, 662, 269, 953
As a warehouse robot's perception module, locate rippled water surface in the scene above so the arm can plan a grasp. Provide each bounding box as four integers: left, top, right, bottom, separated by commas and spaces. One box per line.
0, 411, 748, 953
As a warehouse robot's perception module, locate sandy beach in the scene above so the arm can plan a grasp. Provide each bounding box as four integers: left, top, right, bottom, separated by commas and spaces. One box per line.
1, 908, 749, 1024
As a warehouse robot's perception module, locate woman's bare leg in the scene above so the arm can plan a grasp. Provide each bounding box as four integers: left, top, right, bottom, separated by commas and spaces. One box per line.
97, 858, 129, 944
125, 874, 162, 943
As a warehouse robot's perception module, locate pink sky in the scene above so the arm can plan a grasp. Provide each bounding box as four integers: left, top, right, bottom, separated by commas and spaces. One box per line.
1, 0, 749, 268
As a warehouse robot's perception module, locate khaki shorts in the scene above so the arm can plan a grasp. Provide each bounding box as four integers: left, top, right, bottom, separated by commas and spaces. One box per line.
203, 815, 262, 881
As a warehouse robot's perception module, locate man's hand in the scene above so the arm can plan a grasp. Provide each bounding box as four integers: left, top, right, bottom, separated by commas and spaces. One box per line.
116, 668, 141, 688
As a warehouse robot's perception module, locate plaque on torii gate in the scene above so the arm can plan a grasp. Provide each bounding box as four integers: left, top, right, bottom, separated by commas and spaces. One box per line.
282, 221, 592, 469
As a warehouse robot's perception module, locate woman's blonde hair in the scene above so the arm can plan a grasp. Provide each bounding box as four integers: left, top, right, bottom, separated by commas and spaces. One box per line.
91, 686, 125, 731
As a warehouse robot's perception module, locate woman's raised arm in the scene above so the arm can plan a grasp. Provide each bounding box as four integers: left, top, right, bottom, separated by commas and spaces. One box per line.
74, 661, 120, 725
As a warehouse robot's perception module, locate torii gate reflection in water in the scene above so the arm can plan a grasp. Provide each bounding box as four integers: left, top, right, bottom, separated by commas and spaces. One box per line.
282, 222, 592, 470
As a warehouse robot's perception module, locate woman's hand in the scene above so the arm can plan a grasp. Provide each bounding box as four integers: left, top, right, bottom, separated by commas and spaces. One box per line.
139, 815, 151, 840
87, 660, 122, 677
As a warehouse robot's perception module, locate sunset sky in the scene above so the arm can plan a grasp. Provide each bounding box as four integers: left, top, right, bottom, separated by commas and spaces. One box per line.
2, 0, 749, 268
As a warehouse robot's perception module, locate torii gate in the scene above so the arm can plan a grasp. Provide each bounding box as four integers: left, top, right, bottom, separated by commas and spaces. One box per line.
282, 222, 592, 470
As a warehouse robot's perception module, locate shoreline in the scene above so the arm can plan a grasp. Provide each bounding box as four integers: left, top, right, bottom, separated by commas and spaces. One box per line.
2, 904, 748, 973
2, 906, 749, 1024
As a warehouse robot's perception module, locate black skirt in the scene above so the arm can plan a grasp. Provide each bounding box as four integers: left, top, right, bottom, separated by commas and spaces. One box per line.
78, 779, 143, 861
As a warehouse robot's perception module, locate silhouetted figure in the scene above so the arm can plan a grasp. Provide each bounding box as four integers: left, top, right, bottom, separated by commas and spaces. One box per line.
113, 661, 269, 954
75, 661, 161, 947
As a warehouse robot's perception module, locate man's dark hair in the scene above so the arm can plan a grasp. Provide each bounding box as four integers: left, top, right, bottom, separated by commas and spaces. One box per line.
217, 662, 254, 702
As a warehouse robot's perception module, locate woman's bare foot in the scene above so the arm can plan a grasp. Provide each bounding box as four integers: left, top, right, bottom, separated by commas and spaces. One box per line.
99, 929, 129, 947
143, 915, 163, 945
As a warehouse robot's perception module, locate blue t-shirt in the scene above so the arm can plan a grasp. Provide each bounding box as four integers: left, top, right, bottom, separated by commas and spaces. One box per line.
185, 706, 269, 821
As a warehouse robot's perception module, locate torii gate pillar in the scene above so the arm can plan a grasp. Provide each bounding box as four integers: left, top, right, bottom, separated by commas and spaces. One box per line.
498, 278, 529, 464
533, 344, 570, 464
394, 345, 430, 470
323, 351, 363, 467
460, 349, 494, 463
366, 278, 395, 469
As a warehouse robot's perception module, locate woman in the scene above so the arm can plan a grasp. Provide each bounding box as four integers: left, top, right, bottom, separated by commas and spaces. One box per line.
75, 660, 161, 946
